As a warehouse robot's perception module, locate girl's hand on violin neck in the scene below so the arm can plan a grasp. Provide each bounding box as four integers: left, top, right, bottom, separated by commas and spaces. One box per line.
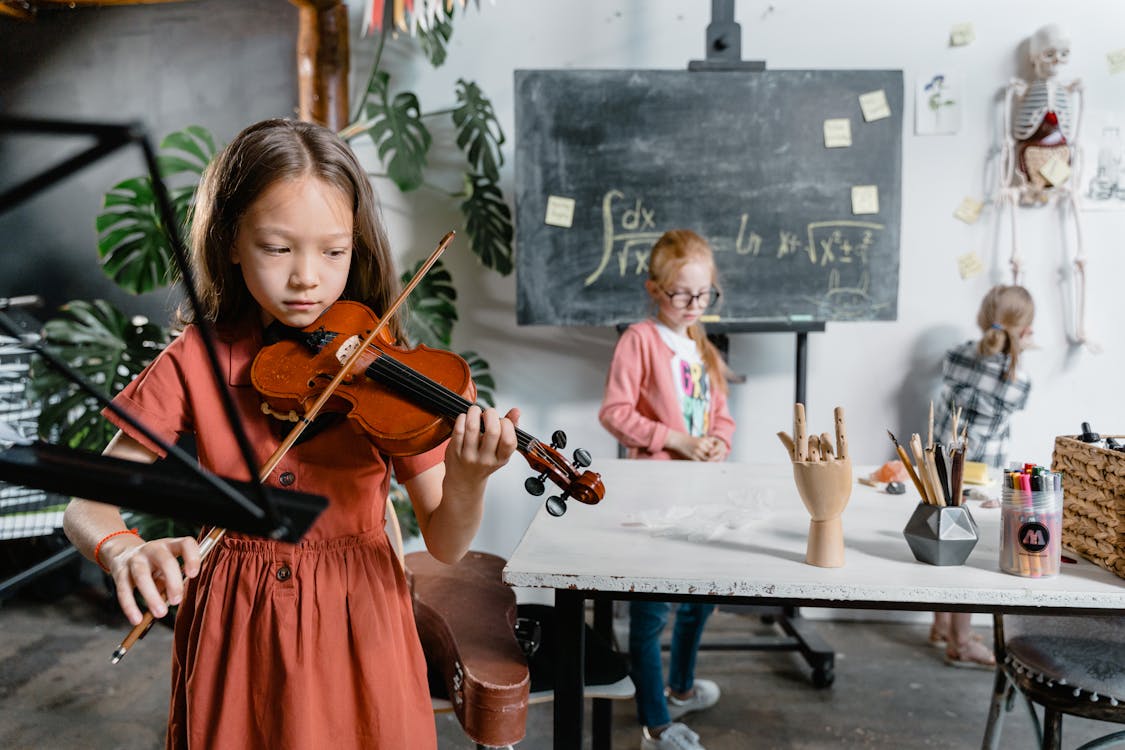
106, 535, 202, 626
445, 405, 520, 486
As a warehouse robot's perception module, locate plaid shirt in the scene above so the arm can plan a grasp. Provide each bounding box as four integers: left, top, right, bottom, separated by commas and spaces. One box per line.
933, 341, 1031, 469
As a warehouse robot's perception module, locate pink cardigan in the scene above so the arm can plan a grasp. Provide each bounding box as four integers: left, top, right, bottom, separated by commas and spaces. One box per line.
599, 319, 736, 460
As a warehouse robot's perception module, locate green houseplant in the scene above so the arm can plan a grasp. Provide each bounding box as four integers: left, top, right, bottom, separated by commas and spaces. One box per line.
32, 8, 513, 540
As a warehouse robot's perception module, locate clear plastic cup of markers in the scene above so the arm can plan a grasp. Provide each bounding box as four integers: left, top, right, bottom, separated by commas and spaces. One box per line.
1000, 484, 1062, 578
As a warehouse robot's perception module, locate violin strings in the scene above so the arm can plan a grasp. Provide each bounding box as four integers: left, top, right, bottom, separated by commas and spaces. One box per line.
364, 351, 575, 478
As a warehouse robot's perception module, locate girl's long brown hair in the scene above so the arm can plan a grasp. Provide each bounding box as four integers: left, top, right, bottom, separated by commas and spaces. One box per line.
648, 229, 729, 395
181, 118, 404, 341
976, 284, 1035, 382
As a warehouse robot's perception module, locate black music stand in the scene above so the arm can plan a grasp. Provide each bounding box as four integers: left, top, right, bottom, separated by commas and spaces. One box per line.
0, 116, 327, 588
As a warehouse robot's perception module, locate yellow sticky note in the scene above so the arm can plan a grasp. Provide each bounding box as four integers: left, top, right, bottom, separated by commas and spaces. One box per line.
953, 197, 984, 224
823, 118, 852, 148
858, 90, 891, 122
957, 251, 984, 279
1039, 155, 1071, 186
949, 22, 975, 47
544, 195, 576, 228
851, 185, 879, 215
1108, 48, 1125, 75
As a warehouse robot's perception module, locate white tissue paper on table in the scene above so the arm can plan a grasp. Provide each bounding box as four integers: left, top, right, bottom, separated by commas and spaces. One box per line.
621, 488, 777, 542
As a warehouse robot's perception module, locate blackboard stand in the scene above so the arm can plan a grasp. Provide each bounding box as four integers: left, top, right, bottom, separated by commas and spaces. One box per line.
706, 320, 826, 406
687, 0, 765, 72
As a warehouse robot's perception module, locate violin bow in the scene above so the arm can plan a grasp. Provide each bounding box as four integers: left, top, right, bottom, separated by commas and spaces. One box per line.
112, 231, 457, 662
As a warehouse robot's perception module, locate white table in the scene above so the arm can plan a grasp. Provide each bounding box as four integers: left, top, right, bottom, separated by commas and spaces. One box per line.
503, 459, 1125, 749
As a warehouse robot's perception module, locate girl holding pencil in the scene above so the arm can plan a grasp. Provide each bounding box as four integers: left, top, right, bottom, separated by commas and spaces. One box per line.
929, 284, 1035, 668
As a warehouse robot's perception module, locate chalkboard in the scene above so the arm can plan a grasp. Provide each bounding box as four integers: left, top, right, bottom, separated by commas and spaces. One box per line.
514, 69, 903, 326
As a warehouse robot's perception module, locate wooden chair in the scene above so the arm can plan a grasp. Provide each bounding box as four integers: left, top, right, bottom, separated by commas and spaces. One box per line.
982, 613, 1125, 749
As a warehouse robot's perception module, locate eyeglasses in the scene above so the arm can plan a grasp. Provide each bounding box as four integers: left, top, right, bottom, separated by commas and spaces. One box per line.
661, 287, 721, 310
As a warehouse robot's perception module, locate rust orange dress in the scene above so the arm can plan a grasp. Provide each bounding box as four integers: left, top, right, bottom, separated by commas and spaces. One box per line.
104, 319, 444, 749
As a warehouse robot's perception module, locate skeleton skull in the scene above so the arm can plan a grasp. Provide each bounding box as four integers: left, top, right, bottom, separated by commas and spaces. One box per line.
1028, 24, 1070, 80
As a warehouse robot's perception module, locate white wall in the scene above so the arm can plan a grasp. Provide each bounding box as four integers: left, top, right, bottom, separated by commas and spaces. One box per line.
354, 0, 1125, 560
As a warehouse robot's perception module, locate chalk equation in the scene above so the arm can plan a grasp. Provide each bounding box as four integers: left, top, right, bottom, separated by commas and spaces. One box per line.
585, 190, 888, 319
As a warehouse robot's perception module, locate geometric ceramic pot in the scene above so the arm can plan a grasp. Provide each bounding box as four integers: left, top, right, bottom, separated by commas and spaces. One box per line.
903, 503, 979, 566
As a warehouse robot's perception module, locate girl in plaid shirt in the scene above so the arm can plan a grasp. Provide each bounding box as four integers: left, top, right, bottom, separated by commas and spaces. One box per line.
931, 284, 1035, 667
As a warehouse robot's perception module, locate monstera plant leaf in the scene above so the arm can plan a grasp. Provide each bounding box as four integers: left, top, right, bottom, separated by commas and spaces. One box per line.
459, 350, 495, 408
417, 10, 454, 67
364, 71, 432, 192
30, 299, 169, 452
402, 258, 457, 348
452, 79, 504, 183
95, 126, 215, 294
460, 173, 513, 275
399, 259, 495, 407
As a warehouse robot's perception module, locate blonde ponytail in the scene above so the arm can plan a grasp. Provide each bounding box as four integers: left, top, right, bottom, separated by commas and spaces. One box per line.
976, 285, 1034, 382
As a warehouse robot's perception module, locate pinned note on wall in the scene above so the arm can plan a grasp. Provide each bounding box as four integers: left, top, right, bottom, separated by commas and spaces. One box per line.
544, 195, 576, 227
859, 90, 891, 122
957, 251, 984, 279
953, 197, 984, 224
1108, 48, 1125, 75
823, 118, 852, 148
949, 23, 975, 47
851, 185, 879, 215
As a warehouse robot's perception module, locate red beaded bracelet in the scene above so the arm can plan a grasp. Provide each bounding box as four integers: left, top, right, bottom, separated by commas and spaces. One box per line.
94, 528, 140, 573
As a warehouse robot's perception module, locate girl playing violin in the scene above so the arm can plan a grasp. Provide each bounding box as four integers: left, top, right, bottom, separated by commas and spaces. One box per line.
62, 118, 519, 749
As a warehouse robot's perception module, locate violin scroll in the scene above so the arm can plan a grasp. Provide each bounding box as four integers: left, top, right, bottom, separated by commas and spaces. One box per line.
523, 429, 605, 517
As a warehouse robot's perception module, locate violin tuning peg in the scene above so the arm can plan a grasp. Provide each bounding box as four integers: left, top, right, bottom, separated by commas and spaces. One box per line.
524, 476, 546, 496
551, 430, 568, 450
545, 495, 568, 517
572, 448, 592, 468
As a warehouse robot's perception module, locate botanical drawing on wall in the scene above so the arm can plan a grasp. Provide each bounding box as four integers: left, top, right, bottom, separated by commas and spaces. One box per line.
915, 72, 962, 136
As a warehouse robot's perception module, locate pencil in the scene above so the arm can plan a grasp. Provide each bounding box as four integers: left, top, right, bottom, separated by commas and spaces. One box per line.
924, 447, 946, 507
911, 433, 935, 504
887, 430, 927, 499
928, 400, 934, 449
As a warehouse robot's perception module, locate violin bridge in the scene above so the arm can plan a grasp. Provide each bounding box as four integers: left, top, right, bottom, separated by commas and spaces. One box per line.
335, 335, 362, 365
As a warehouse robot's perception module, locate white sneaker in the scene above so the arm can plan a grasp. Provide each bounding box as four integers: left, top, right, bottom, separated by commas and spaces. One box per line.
665, 678, 720, 720
641, 722, 706, 750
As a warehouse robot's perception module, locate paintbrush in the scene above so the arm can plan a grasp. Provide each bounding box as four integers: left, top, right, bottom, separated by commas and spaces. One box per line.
887, 430, 927, 499
933, 441, 952, 505
950, 445, 965, 507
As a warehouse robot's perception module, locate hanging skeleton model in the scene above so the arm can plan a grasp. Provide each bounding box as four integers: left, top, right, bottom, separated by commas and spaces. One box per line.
998, 24, 1097, 352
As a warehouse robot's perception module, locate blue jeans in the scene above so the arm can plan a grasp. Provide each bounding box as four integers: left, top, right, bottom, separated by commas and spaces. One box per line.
629, 600, 715, 728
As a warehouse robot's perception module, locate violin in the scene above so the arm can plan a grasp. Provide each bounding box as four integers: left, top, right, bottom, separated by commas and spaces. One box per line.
251, 300, 604, 515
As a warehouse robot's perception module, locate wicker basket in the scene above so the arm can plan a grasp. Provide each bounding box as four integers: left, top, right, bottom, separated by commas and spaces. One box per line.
1051, 435, 1125, 579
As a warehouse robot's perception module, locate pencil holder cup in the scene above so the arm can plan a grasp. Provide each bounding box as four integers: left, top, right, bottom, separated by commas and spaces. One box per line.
792, 459, 852, 567
1000, 485, 1062, 578
903, 503, 979, 566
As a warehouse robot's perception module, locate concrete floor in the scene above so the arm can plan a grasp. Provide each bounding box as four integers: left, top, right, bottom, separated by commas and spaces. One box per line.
1, 587, 1121, 749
